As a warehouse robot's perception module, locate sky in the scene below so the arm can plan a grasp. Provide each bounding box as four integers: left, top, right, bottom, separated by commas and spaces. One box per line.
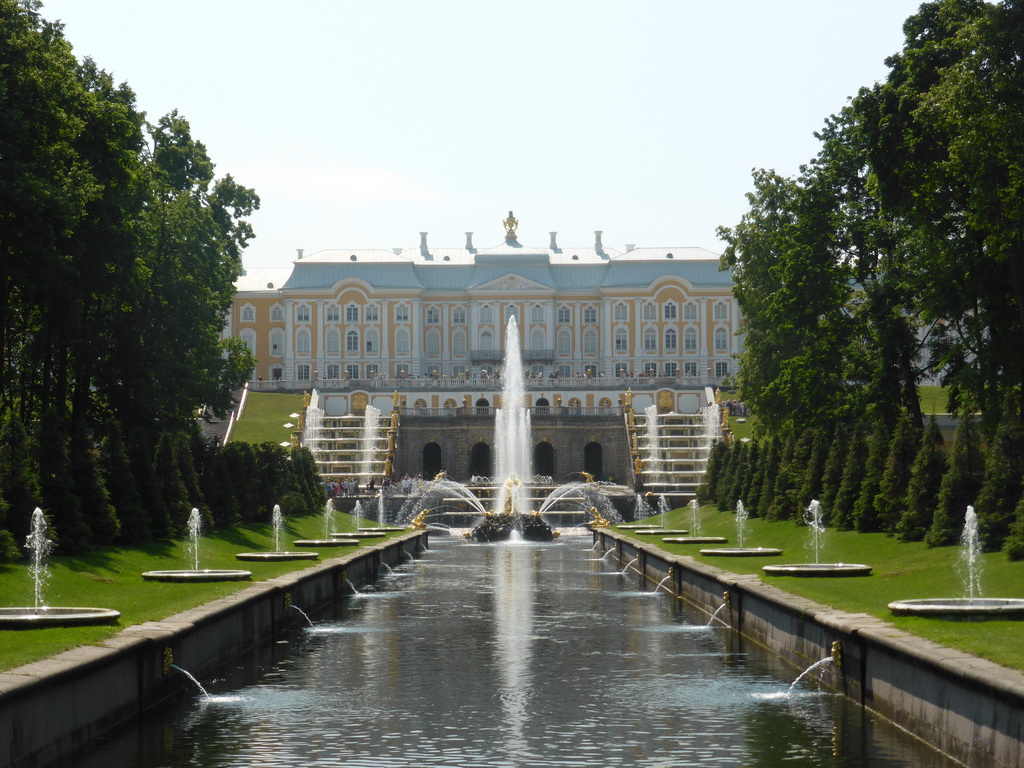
40, 0, 928, 271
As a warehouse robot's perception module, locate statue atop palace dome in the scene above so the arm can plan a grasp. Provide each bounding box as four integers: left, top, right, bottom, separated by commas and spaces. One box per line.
503, 210, 518, 239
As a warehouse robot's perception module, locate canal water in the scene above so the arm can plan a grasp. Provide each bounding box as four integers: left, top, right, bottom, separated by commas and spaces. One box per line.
64, 535, 957, 767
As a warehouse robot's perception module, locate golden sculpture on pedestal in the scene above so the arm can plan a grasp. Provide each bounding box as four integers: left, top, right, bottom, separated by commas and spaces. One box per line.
503, 210, 518, 238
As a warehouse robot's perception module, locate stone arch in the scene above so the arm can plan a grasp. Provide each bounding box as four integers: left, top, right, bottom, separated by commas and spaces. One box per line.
422, 442, 442, 478
469, 441, 492, 478
533, 441, 555, 478
583, 442, 603, 480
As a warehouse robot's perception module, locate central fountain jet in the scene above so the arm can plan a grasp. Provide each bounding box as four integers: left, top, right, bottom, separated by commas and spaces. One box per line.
470, 317, 553, 542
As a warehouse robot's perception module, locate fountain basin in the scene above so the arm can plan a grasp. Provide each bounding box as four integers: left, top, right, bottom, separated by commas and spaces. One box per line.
357, 526, 405, 532
662, 536, 728, 544
762, 563, 872, 577
0, 606, 121, 628
292, 539, 360, 548
700, 547, 783, 557
334, 531, 387, 539
633, 529, 689, 535
141, 569, 252, 582
235, 552, 319, 562
887, 597, 1024, 620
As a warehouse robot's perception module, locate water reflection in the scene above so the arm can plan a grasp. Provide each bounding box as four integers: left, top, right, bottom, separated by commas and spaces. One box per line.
55, 538, 958, 768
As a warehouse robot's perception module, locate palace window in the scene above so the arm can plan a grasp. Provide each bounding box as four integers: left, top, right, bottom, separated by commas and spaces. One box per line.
614, 363, 629, 376
240, 328, 256, 354
613, 303, 628, 321
557, 330, 571, 355
240, 304, 255, 323
715, 361, 730, 378
480, 305, 493, 323
664, 361, 678, 377
365, 304, 379, 322
583, 306, 597, 324
714, 327, 729, 351
270, 329, 284, 356
714, 302, 728, 321
325, 329, 341, 355
643, 302, 656, 321
505, 306, 519, 324
326, 304, 340, 323
365, 329, 379, 353
614, 328, 628, 352
453, 330, 467, 356
296, 364, 311, 381
395, 363, 410, 378
426, 306, 440, 325
366, 364, 379, 378
683, 361, 698, 378
531, 328, 545, 350
324, 364, 340, 380
557, 306, 571, 324
643, 327, 657, 352
346, 329, 359, 353
346, 304, 359, 323
531, 304, 544, 323
346, 364, 360, 379
452, 306, 466, 325
663, 302, 677, 321
396, 304, 410, 323
556, 364, 572, 378
665, 328, 678, 351
296, 304, 310, 323
426, 331, 441, 356
480, 330, 494, 351
684, 302, 698, 321
396, 328, 410, 355
684, 327, 698, 351
270, 305, 284, 323
296, 329, 311, 355
583, 329, 598, 354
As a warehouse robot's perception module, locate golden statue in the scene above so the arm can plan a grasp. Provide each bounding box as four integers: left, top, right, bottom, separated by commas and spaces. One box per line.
622, 388, 633, 410
392, 390, 401, 411
409, 510, 429, 530
503, 210, 518, 238
634, 456, 644, 475
589, 506, 610, 528
434, 470, 447, 481
384, 456, 393, 477
303, 392, 310, 407
391, 411, 399, 429
581, 471, 595, 484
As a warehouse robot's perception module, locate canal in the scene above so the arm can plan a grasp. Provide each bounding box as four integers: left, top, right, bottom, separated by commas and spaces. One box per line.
60, 534, 957, 767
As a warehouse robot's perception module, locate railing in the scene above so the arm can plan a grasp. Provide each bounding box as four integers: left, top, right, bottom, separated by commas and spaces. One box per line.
400, 406, 625, 418
469, 350, 503, 362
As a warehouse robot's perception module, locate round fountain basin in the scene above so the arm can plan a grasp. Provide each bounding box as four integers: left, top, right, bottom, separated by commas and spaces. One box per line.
887, 597, 1024, 620
357, 526, 405, 532
762, 563, 872, 577
333, 531, 387, 539
140, 569, 252, 582
700, 547, 783, 557
662, 536, 729, 544
235, 552, 319, 562
0, 606, 121, 628
633, 529, 689, 535
292, 539, 360, 548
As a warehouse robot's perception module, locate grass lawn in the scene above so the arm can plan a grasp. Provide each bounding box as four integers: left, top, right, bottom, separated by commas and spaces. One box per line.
0, 508, 400, 672
229, 391, 306, 444
919, 385, 950, 415
618, 504, 1024, 671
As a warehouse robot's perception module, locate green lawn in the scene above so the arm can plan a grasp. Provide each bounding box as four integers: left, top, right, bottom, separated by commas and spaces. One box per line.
919, 385, 950, 415
0, 509, 398, 671
229, 391, 306, 444
618, 504, 1024, 670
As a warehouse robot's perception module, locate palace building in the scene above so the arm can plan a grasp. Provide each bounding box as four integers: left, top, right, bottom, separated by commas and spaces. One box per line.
228, 217, 740, 389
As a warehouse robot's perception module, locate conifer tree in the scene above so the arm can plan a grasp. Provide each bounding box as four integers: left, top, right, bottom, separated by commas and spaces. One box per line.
799, 428, 829, 507
974, 405, 1024, 551
853, 424, 891, 532
1002, 492, 1024, 561
739, 439, 761, 508
875, 408, 919, 534
818, 428, 849, 521
715, 441, 740, 510
898, 417, 947, 542
831, 426, 867, 529
927, 413, 984, 547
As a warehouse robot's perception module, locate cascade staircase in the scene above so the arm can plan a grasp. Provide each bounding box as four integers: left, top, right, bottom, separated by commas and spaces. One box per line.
627, 408, 719, 502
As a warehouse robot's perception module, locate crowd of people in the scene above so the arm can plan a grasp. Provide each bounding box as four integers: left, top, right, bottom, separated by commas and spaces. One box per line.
323, 472, 432, 499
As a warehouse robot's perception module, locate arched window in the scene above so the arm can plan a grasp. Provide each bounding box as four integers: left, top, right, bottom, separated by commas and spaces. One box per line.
325, 303, 340, 322
395, 303, 410, 322
643, 327, 657, 352
531, 328, 545, 350
583, 329, 598, 354
531, 304, 544, 323
270, 304, 284, 323
240, 304, 255, 323
365, 329, 379, 354
345, 303, 360, 322
396, 328, 410, 355
270, 329, 284, 356
346, 329, 359, 353
480, 305, 493, 323
453, 330, 467, 356
480, 330, 494, 351
614, 327, 628, 352
613, 303, 628, 321
426, 330, 441, 356
325, 329, 341, 355
665, 328, 677, 351
684, 327, 698, 351
296, 329, 311, 355
557, 330, 572, 355
714, 327, 729, 351
714, 302, 728, 321
296, 304, 310, 323
684, 302, 698, 320
240, 328, 256, 354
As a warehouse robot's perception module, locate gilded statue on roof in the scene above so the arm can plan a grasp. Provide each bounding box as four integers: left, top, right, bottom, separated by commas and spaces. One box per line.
503, 210, 518, 238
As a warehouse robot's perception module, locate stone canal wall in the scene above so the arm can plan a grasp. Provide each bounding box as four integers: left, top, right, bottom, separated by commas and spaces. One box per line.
594, 529, 1024, 768
0, 532, 428, 768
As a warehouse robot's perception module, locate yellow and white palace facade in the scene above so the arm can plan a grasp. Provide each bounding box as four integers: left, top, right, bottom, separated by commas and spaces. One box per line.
227, 227, 741, 407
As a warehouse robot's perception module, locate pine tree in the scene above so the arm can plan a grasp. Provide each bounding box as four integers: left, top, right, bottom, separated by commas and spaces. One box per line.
799, 428, 829, 507
831, 426, 867, 530
1002, 492, 1024, 561
974, 405, 1024, 552
853, 423, 890, 532
875, 408, 919, 534
898, 418, 947, 542
818, 427, 849, 521
927, 413, 984, 547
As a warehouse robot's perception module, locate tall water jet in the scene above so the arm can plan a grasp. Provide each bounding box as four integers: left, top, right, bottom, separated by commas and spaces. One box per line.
735, 500, 748, 548
960, 505, 982, 600
762, 499, 871, 577
689, 499, 702, 538
26, 507, 52, 611
144, 507, 252, 581
186, 508, 203, 572
493, 316, 532, 517
361, 405, 381, 481
804, 499, 824, 564
236, 504, 319, 562
272, 504, 283, 553
643, 404, 661, 480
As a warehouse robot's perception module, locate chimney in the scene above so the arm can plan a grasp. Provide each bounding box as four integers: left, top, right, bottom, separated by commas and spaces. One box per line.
296, 248, 304, 260
465, 232, 475, 251
625, 243, 635, 252
419, 232, 428, 249
392, 248, 403, 255
549, 232, 558, 250
594, 231, 604, 251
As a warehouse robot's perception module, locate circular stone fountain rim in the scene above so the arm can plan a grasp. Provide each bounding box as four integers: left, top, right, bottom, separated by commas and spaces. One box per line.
700, 547, 784, 557
662, 536, 729, 544
140, 569, 252, 582
234, 552, 319, 561
762, 562, 872, 577
0, 606, 121, 627
887, 597, 1024, 618
292, 538, 360, 547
